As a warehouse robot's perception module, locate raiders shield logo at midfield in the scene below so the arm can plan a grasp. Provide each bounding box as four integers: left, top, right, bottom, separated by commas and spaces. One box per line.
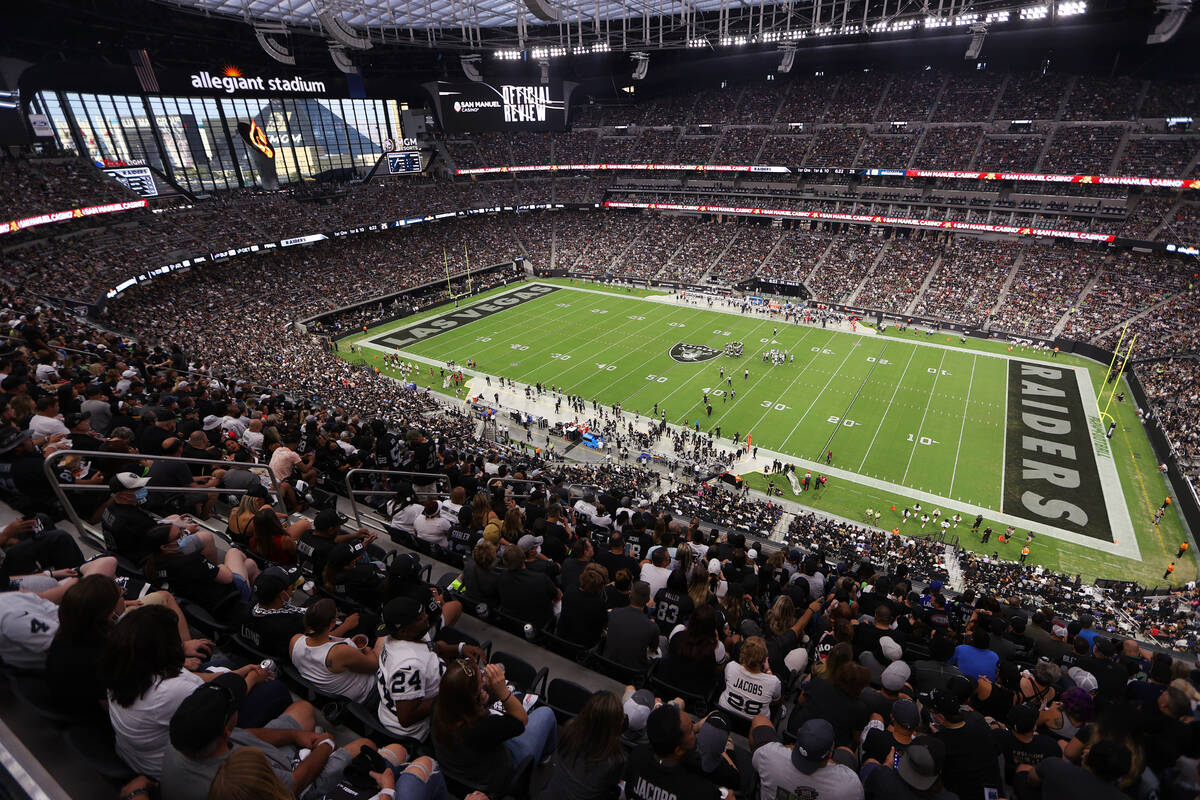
669, 343, 722, 363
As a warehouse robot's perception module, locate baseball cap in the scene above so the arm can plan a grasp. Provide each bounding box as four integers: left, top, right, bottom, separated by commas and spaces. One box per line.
695, 712, 730, 772
387, 552, 422, 580
254, 566, 301, 601
880, 636, 903, 662
790, 719, 835, 774
121, 369, 139, 378
0, 427, 32, 455
517, 534, 543, 554
892, 698, 920, 730
155, 408, 176, 422
623, 689, 656, 731
109, 471, 150, 492
708, 558, 723, 575
784, 648, 809, 675
882, 660, 911, 691
897, 743, 940, 791
929, 580, 944, 593
382, 596, 424, 631
64, 411, 91, 428
328, 542, 363, 569
1094, 637, 1116, 657
168, 673, 247, 754
315, 508, 347, 530
244, 483, 270, 500
787, 548, 802, 562
1052, 623, 1069, 638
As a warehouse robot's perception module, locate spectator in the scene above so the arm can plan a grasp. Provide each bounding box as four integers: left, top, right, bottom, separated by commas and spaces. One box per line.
323, 542, 384, 607
750, 716, 863, 800
289, 598, 377, 703
459, 539, 501, 610
249, 507, 306, 565
658, 604, 723, 698
928, 683, 1003, 800
624, 703, 724, 800
1017, 740, 1133, 800
432, 656, 558, 797
640, 547, 673, 598
601, 580, 660, 672
159, 671, 393, 800
239, 566, 311, 660
375, 597, 443, 741
949, 628, 1000, 681
718, 635, 782, 721
537, 690, 627, 800
557, 562, 609, 648
497, 542, 560, 631
415, 499, 452, 548
144, 523, 259, 609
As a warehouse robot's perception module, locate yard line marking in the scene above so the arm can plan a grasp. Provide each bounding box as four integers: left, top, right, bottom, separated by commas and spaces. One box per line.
999, 360, 1008, 510
779, 336, 865, 451
948, 353, 978, 498
816, 341, 891, 461
857, 343, 920, 472
900, 349, 948, 486
737, 331, 836, 438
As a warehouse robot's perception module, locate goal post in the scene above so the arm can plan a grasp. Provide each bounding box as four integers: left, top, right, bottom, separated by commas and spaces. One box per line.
1097, 322, 1137, 428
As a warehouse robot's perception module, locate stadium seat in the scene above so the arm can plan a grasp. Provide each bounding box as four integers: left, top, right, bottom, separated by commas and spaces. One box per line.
63, 721, 134, 783
541, 624, 589, 662
646, 661, 713, 717
587, 649, 649, 687
544, 677, 593, 723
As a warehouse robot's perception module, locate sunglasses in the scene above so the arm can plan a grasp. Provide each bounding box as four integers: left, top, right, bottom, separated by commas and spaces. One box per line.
455, 657, 477, 678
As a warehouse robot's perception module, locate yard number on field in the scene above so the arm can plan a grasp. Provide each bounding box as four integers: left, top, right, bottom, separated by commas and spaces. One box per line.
907, 434, 940, 446
827, 416, 860, 426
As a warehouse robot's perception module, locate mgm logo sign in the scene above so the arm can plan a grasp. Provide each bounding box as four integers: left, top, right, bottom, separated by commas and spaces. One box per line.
669, 343, 722, 364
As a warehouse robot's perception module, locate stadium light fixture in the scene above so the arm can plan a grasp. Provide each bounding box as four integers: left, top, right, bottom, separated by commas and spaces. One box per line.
316, 8, 373, 50
254, 24, 295, 66
964, 22, 988, 59
631, 52, 649, 80
1058, 1, 1087, 15
1021, 5, 1049, 19
777, 44, 797, 74
1147, 0, 1191, 43
461, 54, 484, 82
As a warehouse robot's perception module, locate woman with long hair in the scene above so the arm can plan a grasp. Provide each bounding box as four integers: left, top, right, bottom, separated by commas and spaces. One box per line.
289, 599, 377, 703
762, 593, 823, 679
207, 748, 291, 800
250, 507, 304, 565
226, 493, 262, 543
499, 507, 524, 546
433, 658, 558, 798
787, 643, 870, 748
99, 605, 273, 777
538, 691, 626, 800
658, 603, 723, 697
46, 574, 123, 716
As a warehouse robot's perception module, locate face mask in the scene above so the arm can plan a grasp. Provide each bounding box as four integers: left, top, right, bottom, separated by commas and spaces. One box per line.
134, 487, 149, 504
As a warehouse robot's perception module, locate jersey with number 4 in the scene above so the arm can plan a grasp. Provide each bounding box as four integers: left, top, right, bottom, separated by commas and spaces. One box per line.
376, 638, 442, 740
718, 661, 781, 720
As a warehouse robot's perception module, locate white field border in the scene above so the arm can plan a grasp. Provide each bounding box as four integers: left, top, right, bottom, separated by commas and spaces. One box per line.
358, 281, 1142, 561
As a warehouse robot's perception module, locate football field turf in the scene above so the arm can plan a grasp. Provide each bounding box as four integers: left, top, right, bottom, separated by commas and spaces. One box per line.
341, 278, 1192, 586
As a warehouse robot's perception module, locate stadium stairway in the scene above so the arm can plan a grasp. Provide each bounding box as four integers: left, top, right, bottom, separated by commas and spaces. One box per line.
943, 544, 967, 593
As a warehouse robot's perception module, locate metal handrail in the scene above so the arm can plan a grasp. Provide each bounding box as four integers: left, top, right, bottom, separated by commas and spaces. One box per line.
343, 468, 449, 529
42, 449, 287, 544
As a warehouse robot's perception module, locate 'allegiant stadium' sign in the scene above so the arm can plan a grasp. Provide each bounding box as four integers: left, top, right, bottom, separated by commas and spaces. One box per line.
190, 71, 327, 94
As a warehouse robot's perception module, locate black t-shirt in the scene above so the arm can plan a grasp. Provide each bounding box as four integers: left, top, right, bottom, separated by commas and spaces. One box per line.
863, 763, 956, 800
653, 589, 695, 634
434, 713, 525, 797
765, 629, 799, 679
101, 501, 158, 560
861, 727, 910, 764
992, 729, 1060, 786
535, 520, 570, 563
595, 550, 640, 584
498, 568, 559, 630
602, 606, 660, 670
790, 676, 869, 748
331, 564, 385, 607
624, 746, 720, 800
448, 526, 479, 557
148, 460, 194, 509
603, 586, 630, 610
557, 586, 607, 647
45, 638, 107, 718
969, 682, 1016, 720
239, 605, 305, 660
296, 531, 336, 578
933, 711, 1003, 800
138, 425, 172, 456
155, 552, 231, 608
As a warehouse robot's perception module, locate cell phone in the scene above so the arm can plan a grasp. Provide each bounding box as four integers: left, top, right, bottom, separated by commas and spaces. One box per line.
983, 788, 999, 800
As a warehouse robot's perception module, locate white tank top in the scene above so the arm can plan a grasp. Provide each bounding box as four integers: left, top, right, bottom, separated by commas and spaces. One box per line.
290, 636, 375, 703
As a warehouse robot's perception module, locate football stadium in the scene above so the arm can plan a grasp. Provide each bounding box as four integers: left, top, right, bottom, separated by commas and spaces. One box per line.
1, 0, 1200, 797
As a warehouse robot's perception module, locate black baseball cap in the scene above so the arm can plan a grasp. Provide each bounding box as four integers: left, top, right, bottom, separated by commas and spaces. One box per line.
382, 596, 424, 631
328, 542, 363, 569
168, 673, 247, 754
254, 566, 301, 601
315, 508, 347, 530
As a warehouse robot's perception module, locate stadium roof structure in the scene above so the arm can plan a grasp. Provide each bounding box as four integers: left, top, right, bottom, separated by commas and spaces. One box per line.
152, 0, 1130, 53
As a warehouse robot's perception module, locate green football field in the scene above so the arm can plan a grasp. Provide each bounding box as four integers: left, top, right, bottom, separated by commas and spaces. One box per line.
340, 278, 1194, 587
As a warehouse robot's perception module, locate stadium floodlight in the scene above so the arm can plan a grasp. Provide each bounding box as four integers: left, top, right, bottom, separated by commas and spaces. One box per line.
964, 22, 988, 59
254, 24, 295, 66
777, 44, 797, 74
328, 43, 359, 74
1147, 0, 1191, 43
316, 8, 373, 50
461, 54, 484, 82
631, 52, 649, 81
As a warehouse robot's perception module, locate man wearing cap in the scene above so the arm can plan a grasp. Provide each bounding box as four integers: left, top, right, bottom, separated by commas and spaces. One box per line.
386, 552, 464, 637
749, 716, 863, 800
297, 508, 377, 579
64, 411, 104, 451
861, 698, 921, 765
375, 597, 444, 741
497, 543, 560, 631
860, 735, 951, 800
861, 660, 913, 721
100, 471, 160, 560
239, 566, 314, 660
518, 533, 559, 582
928, 684, 1002, 800
625, 703, 725, 800
159, 672, 395, 800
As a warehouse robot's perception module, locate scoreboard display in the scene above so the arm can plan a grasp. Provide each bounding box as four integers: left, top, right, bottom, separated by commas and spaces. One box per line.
387, 151, 423, 175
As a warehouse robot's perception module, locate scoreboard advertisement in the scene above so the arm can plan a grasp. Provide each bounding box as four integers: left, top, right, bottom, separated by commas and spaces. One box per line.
424, 81, 577, 133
